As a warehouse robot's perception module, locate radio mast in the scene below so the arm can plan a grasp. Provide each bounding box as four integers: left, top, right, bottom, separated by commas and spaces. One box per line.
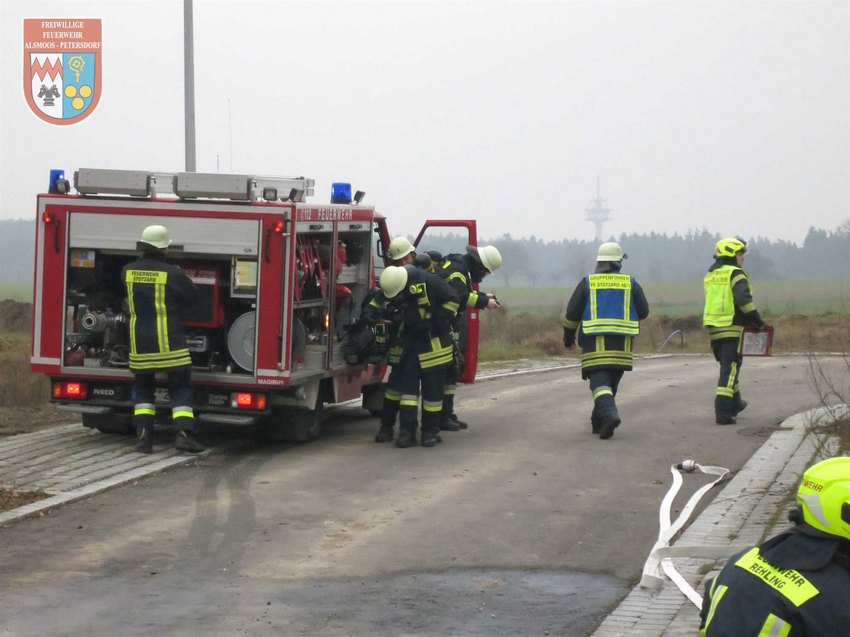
585, 176, 611, 242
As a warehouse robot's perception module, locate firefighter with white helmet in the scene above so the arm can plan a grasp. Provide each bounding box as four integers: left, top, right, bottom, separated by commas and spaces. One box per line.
703, 236, 764, 425
432, 244, 503, 431
122, 225, 203, 453
563, 242, 649, 439
376, 265, 459, 447
387, 236, 415, 265
700, 456, 850, 635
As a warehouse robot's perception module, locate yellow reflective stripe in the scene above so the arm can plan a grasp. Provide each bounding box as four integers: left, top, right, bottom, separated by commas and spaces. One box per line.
443, 300, 459, 313
740, 302, 756, 313
422, 400, 443, 412
134, 407, 156, 416
589, 286, 598, 321
172, 410, 194, 420
384, 390, 401, 402
155, 280, 169, 352
707, 325, 744, 340
126, 270, 168, 285
447, 271, 468, 285
758, 613, 792, 637
400, 398, 419, 407
563, 318, 579, 329
443, 385, 456, 395
730, 273, 747, 287
126, 282, 138, 354
596, 336, 605, 352
592, 387, 613, 399
467, 291, 480, 307
734, 547, 820, 606
582, 318, 639, 335
699, 583, 727, 636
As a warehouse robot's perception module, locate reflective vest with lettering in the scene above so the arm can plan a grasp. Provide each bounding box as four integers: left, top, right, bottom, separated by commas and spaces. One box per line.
581, 273, 640, 336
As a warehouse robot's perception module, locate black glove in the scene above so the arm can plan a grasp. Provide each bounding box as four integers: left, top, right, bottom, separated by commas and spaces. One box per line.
749, 311, 766, 330
563, 327, 576, 348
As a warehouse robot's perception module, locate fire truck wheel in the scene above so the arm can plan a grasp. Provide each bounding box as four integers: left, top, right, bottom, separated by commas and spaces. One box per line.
259, 404, 324, 442
82, 413, 134, 435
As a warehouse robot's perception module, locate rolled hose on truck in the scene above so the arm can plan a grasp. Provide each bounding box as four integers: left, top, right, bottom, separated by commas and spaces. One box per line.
639, 460, 748, 610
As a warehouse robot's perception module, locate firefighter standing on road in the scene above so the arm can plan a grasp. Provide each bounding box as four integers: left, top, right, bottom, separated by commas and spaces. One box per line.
368, 236, 418, 443
699, 457, 850, 635
563, 242, 649, 440
378, 265, 459, 447
122, 225, 203, 454
433, 244, 503, 431
703, 237, 764, 425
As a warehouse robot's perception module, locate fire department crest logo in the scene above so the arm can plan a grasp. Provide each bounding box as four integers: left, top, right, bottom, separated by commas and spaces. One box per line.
23, 19, 102, 125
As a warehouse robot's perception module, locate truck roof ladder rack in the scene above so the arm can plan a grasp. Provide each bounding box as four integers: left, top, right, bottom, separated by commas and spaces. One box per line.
73, 168, 315, 202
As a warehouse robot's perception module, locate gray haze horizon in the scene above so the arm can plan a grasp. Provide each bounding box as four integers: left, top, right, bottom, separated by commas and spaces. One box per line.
1, 0, 848, 245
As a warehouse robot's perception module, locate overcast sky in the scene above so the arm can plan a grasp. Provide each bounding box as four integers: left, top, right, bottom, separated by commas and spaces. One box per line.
2, 0, 848, 244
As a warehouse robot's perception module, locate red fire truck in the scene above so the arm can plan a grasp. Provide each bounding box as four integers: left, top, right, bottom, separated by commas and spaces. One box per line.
31, 168, 481, 441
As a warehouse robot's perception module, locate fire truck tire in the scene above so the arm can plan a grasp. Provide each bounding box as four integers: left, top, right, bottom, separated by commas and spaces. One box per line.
361, 383, 384, 417
82, 413, 134, 435
259, 404, 324, 442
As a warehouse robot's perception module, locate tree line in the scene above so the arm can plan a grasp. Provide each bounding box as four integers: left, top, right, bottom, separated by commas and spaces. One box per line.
2, 218, 849, 286
479, 225, 850, 287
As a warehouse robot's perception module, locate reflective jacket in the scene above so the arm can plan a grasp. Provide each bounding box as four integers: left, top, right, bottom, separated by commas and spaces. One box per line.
703, 261, 763, 341
122, 256, 197, 372
397, 267, 460, 370
563, 265, 649, 376
581, 273, 641, 336
436, 254, 489, 312
700, 528, 850, 636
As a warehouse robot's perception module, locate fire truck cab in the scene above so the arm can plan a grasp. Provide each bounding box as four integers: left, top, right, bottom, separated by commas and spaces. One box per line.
32, 168, 480, 441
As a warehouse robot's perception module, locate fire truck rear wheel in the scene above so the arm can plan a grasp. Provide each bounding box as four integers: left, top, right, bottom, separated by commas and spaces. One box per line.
259, 404, 324, 442
82, 413, 134, 435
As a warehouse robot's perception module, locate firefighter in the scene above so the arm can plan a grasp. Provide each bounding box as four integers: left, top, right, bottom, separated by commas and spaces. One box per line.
370, 247, 448, 444
699, 456, 850, 635
703, 237, 764, 425
433, 244, 503, 431
378, 265, 459, 447
387, 236, 416, 266
122, 225, 203, 453
562, 242, 649, 440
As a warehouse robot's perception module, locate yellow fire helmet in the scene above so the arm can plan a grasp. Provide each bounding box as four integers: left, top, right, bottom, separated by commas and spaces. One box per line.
796, 457, 850, 540
379, 265, 408, 299
388, 236, 414, 261
714, 237, 747, 258
139, 225, 171, 249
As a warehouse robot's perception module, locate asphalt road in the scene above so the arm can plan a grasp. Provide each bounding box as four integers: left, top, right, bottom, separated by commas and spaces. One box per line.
0, 355, 840, 636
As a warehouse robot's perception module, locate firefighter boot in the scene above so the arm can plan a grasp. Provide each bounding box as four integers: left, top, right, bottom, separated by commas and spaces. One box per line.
374, 423, 395, 443
715, 396, 736, 425
440, 393, 468, 430
134, 416, 154, 454
395, 427, 417, 448
420, 412, 441, 448
175, 430, 205, 453
597, 397, 621, 440
598, 412, 621, 440
733, 393, 748, 415
133, 406, 155, 453
448, 413, 469, 430
590, 404, 602, 434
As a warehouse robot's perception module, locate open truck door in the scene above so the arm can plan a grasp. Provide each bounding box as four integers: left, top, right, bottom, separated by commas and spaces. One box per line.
412, 220, 480, 384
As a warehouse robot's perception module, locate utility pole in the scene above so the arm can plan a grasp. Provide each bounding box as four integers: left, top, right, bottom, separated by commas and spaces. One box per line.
585, 175, 612, 242
184, 0, 196, 172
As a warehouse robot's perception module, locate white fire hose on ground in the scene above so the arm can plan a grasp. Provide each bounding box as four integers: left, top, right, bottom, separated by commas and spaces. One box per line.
639, 460, 748, 610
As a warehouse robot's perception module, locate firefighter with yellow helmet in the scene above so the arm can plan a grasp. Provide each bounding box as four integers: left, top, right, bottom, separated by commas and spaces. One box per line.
563, 242, 649, 439
699, 456, 850, 635
703, 237, 765, 425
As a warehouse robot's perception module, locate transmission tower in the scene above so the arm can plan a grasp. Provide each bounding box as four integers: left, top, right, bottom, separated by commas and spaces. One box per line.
585, 176, 611, 242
